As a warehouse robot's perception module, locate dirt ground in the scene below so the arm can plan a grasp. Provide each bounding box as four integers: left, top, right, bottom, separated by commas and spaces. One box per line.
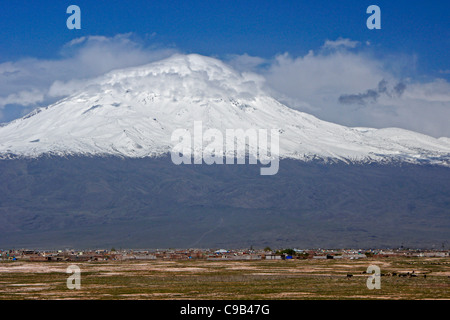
0, 257, 449, 299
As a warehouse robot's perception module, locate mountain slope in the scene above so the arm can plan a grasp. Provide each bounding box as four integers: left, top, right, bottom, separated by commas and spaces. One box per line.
0, 54, 449, 249
0, 157, 448, 249
0, 54, 449, 164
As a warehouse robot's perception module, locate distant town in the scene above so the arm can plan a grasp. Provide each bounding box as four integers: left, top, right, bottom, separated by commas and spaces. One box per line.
1, 247, 448, 262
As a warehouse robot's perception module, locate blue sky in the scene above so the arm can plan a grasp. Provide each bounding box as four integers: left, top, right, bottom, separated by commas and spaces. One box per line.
0, 0, 449, 136
1, 0, 448, 73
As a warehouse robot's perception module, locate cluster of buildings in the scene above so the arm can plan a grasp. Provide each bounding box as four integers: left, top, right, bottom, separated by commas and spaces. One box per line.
0, 247, 448, 262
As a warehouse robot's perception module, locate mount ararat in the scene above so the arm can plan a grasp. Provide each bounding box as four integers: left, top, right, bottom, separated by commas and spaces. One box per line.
0, 54, 448, 249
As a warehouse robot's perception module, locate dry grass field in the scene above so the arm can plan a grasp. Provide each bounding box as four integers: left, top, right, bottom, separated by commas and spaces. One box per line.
0, 257, 449, 300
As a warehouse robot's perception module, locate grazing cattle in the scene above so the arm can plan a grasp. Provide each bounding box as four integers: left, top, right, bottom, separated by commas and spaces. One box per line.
347, 274, 353, 278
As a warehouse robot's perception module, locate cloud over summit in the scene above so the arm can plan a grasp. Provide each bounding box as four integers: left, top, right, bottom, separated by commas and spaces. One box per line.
0, 35, 449, 138
0, 34, 176, 117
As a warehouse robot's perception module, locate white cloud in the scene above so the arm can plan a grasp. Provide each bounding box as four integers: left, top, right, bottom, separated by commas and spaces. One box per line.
226, 53, 267, 72
0, 89, 45, 107
263, 50, 388, 111
403, 79, 450, 102
0, 33, 177, 114
322, 37, 360, 50
256, 40, 450, 138
47, 79, 93, 98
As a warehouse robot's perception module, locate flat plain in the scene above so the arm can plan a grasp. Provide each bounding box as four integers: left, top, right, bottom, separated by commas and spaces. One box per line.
0, 257, 449, 300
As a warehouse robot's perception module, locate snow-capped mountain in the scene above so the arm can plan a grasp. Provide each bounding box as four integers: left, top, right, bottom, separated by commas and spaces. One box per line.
0, 53, 449, 165
1, 54, 449, 249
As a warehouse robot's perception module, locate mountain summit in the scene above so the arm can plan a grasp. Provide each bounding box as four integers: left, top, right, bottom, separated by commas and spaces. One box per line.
0, 53, 449, 164
0, 54, 449, 248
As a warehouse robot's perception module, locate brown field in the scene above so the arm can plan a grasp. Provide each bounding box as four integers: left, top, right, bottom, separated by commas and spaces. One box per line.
0, 257, 449, 300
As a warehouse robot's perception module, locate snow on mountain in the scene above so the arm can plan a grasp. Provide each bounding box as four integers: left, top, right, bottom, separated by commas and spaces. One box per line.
0, 53, 449, 165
